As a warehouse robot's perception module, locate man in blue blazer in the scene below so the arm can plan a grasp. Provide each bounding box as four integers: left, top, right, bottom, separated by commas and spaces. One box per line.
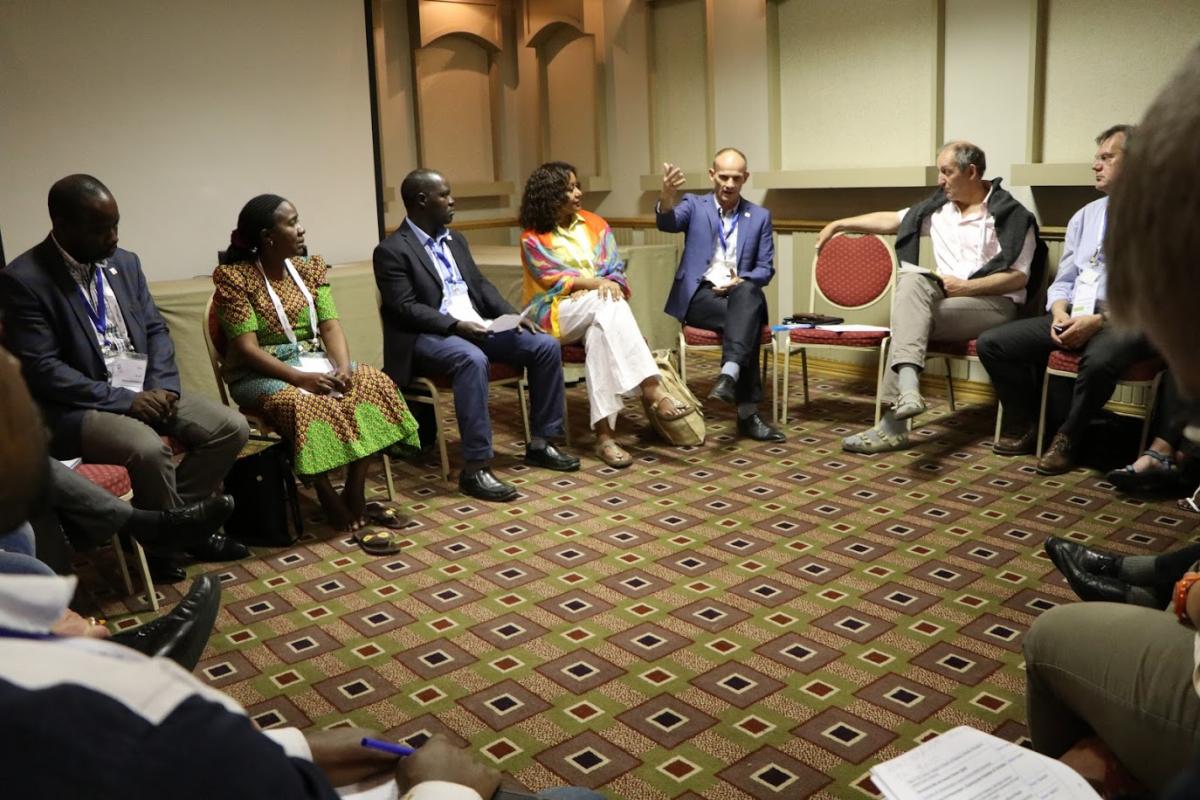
0, 175, 249, 578
656, 148, 784, 441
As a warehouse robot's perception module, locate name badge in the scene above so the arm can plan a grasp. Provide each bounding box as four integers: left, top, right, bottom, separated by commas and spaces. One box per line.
1070, 277, 1099, 318
107, 352, 148, 393
297, 354, 335, 374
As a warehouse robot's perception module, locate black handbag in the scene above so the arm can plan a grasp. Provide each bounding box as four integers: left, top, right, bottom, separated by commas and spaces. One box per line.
222, 438, 302, 546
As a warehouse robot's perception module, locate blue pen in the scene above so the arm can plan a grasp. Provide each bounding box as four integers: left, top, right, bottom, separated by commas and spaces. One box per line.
360, 737, 417, 757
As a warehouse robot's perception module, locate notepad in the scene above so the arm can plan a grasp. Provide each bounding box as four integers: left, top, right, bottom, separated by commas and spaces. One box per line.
869, 726, 1101, 800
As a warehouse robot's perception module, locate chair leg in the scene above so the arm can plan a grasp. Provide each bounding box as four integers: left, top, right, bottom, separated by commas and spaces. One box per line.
518, 379, 532, 443
381, 453, 397, 501
780, 340, 791, 425
679, 333, 688, 386
562, 383, 573, 447
801, 348, 810, 406
993, 401, 1004, 446
1139, 374, 1163, 454
942, 357, 956, 412
135, 541, 159, 612
764, 341, 776, 425
1036, 373, 1051, 459
423, 388, 450, 481
874, 339, 889, 426
112, 539, 135, 596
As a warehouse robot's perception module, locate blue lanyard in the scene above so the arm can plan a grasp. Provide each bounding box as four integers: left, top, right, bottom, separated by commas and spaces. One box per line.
78, 268, 108, 343
427, 238, 462, 285
717, 210, 739, 255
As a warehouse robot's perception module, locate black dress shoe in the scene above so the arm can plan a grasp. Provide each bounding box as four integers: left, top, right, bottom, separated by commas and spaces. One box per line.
129, 495, 236, 555
187, 533, 250, 562
1044, 536, 1122, 579
144, 555, 187, 584
707, 374, 737, 405
110, 574, 221, 670
993, 427, 1037, 456
1057, 548, 1129, 603
524, 443, 581, 472
459, 467, 518, 502
737, 413, 786, 442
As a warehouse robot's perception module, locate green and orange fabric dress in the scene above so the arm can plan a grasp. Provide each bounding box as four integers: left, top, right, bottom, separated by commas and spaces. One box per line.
212, 255, 419, 476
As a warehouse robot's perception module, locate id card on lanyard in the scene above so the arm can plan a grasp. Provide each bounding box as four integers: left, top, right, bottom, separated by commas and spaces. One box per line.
429, 239, 486, 325
258, 258, 321, 351
1072, 208, 1106, 318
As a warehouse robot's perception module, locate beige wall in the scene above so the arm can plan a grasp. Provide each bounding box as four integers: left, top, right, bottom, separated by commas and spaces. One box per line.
0, 1, 379, 281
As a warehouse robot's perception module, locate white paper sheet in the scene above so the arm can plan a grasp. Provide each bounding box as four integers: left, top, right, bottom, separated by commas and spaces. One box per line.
869, 726, 1101, 800
485, 313, 526, 333
814, 324, 891, 333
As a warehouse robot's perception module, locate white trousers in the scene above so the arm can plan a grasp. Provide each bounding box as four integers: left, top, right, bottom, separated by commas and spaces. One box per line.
557, 291, 659, 428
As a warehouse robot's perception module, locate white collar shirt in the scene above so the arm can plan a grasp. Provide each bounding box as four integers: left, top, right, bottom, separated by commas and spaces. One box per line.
405, 219, 486, 324
897, 185, 1035, 304
702, 196, 741, 289
52, 233, 134, 356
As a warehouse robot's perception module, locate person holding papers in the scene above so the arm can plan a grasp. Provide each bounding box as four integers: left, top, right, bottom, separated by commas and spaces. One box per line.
214, 194, 419, 533
815, 142, 1047, 454
519, 161, 690, 468
0, 175, 250, 580
977, 125, 1156, 475
374, 169, 579, 502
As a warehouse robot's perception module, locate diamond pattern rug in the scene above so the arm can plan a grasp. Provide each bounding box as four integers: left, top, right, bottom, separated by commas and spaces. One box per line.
81, 366, 1199, 799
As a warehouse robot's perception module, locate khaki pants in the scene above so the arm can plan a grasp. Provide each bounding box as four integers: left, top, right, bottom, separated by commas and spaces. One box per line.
80, 393, 249, 511
882, 272, 1016, 403
1023, 601, 1200, 792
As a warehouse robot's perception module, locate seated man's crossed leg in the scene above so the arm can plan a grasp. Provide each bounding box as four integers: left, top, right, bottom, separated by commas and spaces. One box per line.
843, 272, 1016, 453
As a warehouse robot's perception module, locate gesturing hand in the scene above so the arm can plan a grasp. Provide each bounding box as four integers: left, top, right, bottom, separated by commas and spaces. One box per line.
454, 320, 490, 340
660, 163, 686, 207
396, 734, 500, 800
712, 277, 744, 297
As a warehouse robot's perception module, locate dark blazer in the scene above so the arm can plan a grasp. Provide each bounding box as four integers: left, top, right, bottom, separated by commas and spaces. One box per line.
655, 193, 775, 321
372, 220, 515, 387
0, 236, 181, 456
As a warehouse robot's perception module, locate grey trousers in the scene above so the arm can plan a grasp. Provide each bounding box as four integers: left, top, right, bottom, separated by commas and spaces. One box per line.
1024, 601, 1200, 792
50, 458, 134, 547
80, 393, 249, 511
882, 272, 1017, 403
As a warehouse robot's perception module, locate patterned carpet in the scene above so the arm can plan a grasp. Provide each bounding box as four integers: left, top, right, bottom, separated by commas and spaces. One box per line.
83, 363, 1199, 799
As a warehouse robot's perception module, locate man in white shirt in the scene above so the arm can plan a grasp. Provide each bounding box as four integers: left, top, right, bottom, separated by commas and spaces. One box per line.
815, 141, 1046, 454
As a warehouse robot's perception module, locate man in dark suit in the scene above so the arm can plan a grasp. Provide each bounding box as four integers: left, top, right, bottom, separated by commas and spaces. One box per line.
373, 169, 579, 502
656, 148, 785, 442
0, 175, 249, 580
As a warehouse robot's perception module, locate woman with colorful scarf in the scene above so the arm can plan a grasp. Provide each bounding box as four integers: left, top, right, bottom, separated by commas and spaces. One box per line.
519, 162, 688, 468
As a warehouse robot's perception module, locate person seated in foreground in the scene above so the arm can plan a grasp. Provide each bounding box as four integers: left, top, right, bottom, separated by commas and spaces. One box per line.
977, 125, 1157, 475
815, 141, 1047, 454
213, 195, 421, 536
374, 169, 580, 502
0, 174, 250, 579
0, 347, 603, 800
1023, 44, 1200, 796
655, 148, 785, 442
519, 161, 690, 468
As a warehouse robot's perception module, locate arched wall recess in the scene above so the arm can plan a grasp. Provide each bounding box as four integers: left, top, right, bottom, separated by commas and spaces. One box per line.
411, 0, 512, 197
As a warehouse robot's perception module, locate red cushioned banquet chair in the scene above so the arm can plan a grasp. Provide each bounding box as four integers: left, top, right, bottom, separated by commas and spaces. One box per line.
775, 233, 895, 424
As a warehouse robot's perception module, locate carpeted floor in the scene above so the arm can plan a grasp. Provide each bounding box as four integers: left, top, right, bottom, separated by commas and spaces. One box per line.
83, 366, 1198, 799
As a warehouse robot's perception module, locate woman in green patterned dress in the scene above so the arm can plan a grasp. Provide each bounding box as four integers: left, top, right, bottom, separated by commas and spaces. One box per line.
213, 194, 419, 533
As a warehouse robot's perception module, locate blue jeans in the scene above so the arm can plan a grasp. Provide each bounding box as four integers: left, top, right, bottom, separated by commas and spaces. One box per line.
0, 523, 55, 575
